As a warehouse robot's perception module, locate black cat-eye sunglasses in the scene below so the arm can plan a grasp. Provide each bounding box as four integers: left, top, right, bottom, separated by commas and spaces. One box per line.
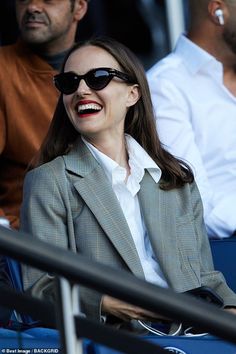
53, 67, 135, 95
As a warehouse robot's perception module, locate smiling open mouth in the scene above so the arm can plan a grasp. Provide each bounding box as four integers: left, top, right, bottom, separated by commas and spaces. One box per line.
77, 103, 102, 115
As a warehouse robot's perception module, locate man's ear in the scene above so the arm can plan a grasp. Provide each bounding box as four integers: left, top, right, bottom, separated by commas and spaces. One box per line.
73, 0, 88, 22
126, 84, 141, 108
208, 0, 228, 26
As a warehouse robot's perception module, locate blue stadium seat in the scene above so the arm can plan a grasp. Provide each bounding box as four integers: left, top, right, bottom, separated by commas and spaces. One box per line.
0, 327, 60, 350
210, 239, 236, 292
5, 257, 38, 326
0, 257, 60, 350
92, 335, 236, 354
0, 257, 95, 353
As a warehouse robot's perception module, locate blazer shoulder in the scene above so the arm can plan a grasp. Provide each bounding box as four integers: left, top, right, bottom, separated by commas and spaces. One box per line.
173, 180, 202, 214
25, 156, 66, 183
188, 180, 202, 201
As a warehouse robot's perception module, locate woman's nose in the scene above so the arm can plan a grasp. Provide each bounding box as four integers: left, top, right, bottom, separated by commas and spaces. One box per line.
76, 79, 91, 95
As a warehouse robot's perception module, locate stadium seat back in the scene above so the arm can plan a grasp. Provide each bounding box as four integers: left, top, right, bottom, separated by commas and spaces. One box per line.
210, 239, 236, 292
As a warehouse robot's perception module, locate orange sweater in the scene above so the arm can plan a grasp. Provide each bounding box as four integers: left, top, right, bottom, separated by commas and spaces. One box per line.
0, 41, 59, 228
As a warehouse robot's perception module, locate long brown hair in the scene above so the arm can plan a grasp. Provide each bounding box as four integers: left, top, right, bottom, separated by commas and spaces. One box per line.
35, 36, 193, 190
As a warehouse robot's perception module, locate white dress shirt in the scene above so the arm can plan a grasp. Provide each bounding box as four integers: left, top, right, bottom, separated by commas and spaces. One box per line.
147, 34, 236, 239
82, 135, 168, 288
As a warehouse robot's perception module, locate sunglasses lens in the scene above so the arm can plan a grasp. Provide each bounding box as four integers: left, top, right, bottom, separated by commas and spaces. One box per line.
55, 72, 80, 95
87, 69, 112, 90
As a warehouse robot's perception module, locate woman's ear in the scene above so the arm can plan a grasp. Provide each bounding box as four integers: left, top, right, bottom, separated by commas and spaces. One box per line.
126, 84, 141, 108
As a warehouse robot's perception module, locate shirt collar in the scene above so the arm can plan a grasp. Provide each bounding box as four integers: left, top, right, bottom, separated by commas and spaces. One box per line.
81, 135, 161, 185
125, 134, 161, 183
175, 34, 223, 78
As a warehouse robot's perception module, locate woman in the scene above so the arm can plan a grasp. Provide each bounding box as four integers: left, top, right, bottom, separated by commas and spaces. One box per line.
20, 36, 236, 331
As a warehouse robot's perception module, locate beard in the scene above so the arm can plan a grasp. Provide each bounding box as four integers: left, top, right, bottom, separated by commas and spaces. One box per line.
223, 27, 236, 54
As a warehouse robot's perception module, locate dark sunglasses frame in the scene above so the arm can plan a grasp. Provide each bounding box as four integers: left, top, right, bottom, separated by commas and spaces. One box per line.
53, 67, 135, 95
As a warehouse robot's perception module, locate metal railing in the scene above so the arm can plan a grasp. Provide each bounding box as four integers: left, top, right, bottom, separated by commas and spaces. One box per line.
1, 225, 236, 353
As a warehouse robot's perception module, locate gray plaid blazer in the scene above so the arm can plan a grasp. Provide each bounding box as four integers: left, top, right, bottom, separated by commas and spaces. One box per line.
20, 138, 236, 321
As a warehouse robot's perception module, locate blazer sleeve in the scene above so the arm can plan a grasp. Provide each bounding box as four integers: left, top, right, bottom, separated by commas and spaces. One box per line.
20, 163, 104, 321
20, 164, 70, 290
190, 181, 236, 307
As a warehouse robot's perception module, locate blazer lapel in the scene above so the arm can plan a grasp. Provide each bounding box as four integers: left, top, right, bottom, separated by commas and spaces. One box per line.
138, 172, 182, 287
64, 138, 145, 278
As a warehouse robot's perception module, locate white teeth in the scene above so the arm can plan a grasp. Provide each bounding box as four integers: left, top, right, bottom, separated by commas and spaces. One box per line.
78, 103, 101, 112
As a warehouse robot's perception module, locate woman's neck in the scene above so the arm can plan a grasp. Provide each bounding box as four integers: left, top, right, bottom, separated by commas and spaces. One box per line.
83, 134, 130, 171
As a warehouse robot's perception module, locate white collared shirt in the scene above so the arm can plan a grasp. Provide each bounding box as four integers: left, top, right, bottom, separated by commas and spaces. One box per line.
147, 34, 236, 238
82, 135, 168, 288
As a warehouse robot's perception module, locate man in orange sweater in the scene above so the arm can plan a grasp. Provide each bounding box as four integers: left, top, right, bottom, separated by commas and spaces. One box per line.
0, 0, 88, 229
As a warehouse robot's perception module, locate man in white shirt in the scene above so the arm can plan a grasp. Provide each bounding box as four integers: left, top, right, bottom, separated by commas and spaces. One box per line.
147, 0, 236, 239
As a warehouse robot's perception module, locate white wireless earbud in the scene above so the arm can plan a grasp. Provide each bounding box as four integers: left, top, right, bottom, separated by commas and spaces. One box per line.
215, 9, 224, 25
